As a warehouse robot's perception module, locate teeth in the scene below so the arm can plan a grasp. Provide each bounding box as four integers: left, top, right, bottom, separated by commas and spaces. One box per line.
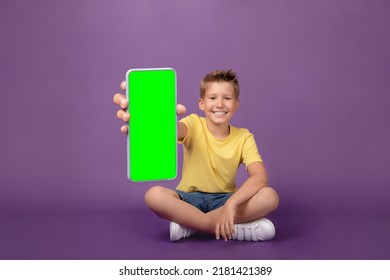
214, 112, 226, 115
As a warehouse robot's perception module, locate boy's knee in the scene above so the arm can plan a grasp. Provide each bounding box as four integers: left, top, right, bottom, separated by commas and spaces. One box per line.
260, 186, 280, 210
144, 186, 164, 209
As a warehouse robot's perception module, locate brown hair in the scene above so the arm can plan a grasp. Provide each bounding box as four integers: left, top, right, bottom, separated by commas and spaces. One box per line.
200, 69, 240, 99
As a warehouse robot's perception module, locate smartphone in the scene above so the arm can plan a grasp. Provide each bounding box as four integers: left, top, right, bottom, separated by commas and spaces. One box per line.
126, 68, 177, 182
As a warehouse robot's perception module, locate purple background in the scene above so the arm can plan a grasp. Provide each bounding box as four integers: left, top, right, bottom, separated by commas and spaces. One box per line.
1, 0, 389, 259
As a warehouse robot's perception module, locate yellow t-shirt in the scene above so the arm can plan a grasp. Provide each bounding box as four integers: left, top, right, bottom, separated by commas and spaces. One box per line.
177, 114, 263, 193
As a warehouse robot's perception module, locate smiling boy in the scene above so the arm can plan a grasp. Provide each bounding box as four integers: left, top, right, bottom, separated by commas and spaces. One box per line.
114, 70, 279, 242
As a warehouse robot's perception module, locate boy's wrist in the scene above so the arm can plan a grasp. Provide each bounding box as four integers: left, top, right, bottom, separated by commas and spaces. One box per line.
224, 198, 238, 209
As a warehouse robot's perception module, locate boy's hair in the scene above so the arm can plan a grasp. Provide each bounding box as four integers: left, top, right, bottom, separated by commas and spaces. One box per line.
200, 69, 240, 99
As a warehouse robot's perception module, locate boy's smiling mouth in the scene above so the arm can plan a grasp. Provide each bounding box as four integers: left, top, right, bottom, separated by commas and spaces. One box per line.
212, 111, 227, 116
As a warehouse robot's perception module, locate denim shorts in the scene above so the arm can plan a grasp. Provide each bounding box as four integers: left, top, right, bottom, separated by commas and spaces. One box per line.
175, 190, 234, 213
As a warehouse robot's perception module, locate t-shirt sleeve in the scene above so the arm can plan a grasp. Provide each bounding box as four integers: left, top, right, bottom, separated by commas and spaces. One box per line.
242, 132, 263, 169
178, 114, 196, 145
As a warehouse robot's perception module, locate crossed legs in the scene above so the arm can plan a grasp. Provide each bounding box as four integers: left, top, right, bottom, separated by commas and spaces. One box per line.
144, 186, 279, 235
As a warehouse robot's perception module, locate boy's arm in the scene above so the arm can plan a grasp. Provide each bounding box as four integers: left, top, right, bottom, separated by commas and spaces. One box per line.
177, 104, 188, 140
215, 161, 268, 241
178, 121, 188, 141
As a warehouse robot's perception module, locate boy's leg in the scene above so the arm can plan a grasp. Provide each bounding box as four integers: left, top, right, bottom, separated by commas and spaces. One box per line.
235, 186, 279, 223
206, 186, 279, 224
144, 186, 216, 233
205, 186, 279, 241
145, 186, 279, 241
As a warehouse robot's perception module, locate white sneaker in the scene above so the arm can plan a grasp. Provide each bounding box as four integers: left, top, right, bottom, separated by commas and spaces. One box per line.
232, 218, 275, 241
170, 222, 196, 241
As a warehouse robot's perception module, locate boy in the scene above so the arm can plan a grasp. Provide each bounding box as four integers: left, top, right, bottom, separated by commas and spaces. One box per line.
113, 70, 279, 242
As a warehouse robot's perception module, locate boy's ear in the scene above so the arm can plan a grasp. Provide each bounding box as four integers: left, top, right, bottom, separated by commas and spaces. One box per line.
198, 98, 205, 111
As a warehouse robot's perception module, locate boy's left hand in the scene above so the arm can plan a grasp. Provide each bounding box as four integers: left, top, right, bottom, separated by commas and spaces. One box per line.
215, 203, 237, 241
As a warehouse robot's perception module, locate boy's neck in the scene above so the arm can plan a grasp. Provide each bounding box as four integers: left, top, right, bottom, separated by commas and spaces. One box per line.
205, 119, 230, 139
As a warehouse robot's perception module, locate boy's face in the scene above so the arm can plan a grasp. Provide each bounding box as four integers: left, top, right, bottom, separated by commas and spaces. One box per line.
198, 81, 239, 127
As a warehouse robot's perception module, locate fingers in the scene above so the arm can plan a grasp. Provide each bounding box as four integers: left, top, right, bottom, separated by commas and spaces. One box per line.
113, 93, 128, 109
225, 222, 234, 241
120, 125, 128, 134
215, 223, 220, 240
116, 109, 129, 122
120, 80, 126, 91
215, 221, 234, 241
176, 103, 187, 116
117, 111, 129, 134
217, 223, 229, 241
113, 81, 129, 135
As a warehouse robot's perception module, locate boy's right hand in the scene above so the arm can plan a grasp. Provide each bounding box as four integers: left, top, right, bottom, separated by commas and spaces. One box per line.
113, 81, 129, 134
113, 81, 187, 134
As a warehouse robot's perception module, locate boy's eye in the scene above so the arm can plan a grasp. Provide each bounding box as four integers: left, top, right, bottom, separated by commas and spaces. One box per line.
209, 97, 216, 100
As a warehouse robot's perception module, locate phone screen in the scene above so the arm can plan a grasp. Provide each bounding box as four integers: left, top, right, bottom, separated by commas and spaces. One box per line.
126, 68, 177, 182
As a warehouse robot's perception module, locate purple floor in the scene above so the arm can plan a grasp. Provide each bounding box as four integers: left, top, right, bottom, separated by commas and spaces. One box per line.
1, 186, 389, 260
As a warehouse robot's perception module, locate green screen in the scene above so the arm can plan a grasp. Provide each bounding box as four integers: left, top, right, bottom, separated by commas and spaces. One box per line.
126, 68, 177, 182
